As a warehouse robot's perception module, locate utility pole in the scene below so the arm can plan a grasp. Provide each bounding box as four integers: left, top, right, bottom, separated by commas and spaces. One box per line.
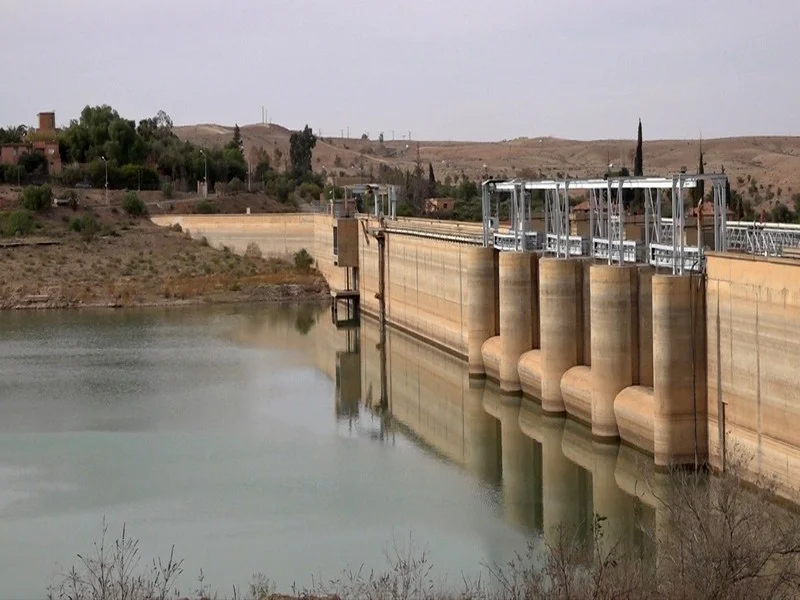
346, 126, 350, 139
101, 155, 108, 204
200, 150, 208, 198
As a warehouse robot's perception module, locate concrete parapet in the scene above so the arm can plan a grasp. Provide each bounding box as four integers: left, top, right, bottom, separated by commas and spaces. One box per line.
590, 265, 639, 440
467, 247, 498, 377
518, 350, 543, 400
499, 252, 534, 394
540, 258, 584, 413
653, 274, 707, 467
614, 385, 655, 455
561, 365, 592, 425
481, 336, 502, 382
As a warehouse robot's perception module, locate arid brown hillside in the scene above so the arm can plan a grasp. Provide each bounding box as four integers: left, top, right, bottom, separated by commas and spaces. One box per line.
175, 123, 800, 209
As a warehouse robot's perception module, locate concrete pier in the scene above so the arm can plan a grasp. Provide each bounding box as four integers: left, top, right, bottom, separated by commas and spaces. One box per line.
653, 274, 707, 467
590, 265, 639, 440
540, 258, 584, 413
467, 247, 498, 378
499, 252, 534, 394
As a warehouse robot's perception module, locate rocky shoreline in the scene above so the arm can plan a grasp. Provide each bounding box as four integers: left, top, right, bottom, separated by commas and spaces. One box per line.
0, 282, 329, 311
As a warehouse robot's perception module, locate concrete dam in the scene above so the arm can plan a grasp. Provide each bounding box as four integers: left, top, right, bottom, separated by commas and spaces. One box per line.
153, 174, 800, 502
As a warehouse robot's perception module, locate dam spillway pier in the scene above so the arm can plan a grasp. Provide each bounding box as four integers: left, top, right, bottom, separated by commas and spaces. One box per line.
153, 173, 800, 503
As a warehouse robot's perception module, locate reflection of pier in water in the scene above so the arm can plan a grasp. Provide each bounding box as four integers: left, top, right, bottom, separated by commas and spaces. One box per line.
350, 315, 665, 557
234, 305, 667, 557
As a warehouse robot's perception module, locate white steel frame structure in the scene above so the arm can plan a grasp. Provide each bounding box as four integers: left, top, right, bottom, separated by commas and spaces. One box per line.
482, 174, 730, 274
725, 221, 800, 256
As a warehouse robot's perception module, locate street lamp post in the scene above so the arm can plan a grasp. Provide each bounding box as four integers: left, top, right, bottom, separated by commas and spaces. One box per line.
101, 156, 108, 204
199, 150, 207, 198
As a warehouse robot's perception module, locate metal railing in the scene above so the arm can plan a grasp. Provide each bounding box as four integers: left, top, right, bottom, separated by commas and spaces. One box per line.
545, 234, 588, 257
648, 243, 703, 272
726, 222, 800, 257
592, 239, 641, 264
493, 231, 539, 251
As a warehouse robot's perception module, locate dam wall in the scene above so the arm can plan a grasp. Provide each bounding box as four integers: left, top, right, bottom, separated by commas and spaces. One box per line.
358, 218, 474, 357
706, 252, 800, 499
150, 213, 349, 289
151, 213, 800, 500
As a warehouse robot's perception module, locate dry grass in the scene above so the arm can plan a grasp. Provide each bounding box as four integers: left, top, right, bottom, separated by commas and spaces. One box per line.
175, 122, 800, 210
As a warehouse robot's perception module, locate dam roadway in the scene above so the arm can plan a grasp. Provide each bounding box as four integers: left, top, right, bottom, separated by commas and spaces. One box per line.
153, 207, 800, 503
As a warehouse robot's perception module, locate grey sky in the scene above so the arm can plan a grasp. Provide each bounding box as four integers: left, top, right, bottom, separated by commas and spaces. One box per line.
3, 0, 799, 141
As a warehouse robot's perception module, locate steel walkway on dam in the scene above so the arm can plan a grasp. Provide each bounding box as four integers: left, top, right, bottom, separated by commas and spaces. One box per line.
373, 217, 800, 271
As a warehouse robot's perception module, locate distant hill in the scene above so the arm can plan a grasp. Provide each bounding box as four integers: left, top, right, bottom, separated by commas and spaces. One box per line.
173, 123, 800, 210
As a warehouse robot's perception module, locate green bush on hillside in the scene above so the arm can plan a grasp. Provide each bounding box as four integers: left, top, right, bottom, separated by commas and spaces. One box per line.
162, 182, 173, 199
293, 248, 313, 271
121, 191, 147, 216
195, 199, 219, 214
1, 209, 35, 237
68, 214, 99, 241
20, 184, 52, 212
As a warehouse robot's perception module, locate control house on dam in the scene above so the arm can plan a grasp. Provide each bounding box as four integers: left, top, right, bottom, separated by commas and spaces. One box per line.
153, 172, 800, 503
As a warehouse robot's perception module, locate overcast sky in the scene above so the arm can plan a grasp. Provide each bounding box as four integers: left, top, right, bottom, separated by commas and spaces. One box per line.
3, 0, 799, 141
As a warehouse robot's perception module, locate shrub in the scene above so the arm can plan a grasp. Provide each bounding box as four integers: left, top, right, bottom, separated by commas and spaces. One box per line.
245, 242, 262, 259
293, 248, 313, 271
162, 182, 174, 199
65, 190, 79, 211
1, 209, 35, 237
58, 163, 89, 187
228, 177, 244, 194
121, 191, 147, 216
298, 181, 322, 200
195, 199, 219, 214
68, 214, 99, 241
20, 184, 52, 212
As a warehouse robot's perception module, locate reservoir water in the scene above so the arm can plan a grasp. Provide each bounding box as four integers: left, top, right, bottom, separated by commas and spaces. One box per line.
0, 304, 655, 599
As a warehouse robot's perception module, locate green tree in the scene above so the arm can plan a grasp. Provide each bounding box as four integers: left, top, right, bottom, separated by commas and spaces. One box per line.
228, 177, 244, 194
19, 151, 48, 174
226, 124, 244, 159
0, 124, 27, 144
289, 125, 317, 179
428, 162, 436, 199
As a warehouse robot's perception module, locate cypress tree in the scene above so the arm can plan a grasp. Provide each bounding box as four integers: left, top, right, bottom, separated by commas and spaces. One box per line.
633, 119, 643, 211
634, 119, 643, 176
428, 162, 437, 198
695, 145, 705, 203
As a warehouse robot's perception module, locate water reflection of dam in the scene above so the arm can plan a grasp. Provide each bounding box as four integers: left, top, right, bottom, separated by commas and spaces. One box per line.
231, 305, 665, 556
355, 314, 664, 556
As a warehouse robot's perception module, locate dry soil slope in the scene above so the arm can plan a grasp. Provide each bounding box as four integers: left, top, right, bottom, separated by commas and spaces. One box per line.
174, 123, 800, 202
